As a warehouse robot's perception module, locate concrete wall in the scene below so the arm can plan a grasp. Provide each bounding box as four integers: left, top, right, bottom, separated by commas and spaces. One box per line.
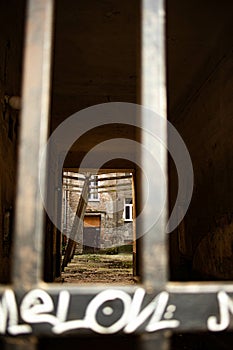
169, 30, 233, 280
0, 1, 25, 282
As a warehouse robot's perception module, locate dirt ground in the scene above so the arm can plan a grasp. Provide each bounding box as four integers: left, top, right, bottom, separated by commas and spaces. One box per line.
61, 253, 135, 285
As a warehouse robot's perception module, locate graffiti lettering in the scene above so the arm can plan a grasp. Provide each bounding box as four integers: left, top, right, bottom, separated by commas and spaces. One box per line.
0, 288, 179, 335
207, 291, 233, 332
0, 289, 31, 335
1, 288, 233, 335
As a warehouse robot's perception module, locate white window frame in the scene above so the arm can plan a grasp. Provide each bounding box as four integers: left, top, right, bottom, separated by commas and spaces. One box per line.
123, 198, 133, 222
88, 175, 100, 201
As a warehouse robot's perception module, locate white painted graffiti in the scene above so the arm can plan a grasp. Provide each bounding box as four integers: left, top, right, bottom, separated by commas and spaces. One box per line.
0, 288, 179, 335
3, 288, 233, 335
207, 291, 233, 332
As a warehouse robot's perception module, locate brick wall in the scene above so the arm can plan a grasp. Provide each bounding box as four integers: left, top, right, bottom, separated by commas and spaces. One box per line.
62, 172, 133, 250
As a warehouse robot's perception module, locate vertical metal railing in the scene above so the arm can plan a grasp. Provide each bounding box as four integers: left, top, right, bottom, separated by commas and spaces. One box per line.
12, 0, 54, 289
2, 0, 233, 348
140, 0, 168, 349
140, 0, 168, 291
6, 0, 170, 349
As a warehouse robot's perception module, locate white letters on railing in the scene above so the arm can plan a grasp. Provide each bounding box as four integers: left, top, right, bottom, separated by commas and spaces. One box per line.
0, 288, 232, 335
0, 288, 179, 335
207, 291, 233, 332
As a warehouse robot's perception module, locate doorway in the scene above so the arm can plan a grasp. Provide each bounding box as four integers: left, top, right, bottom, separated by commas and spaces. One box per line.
83, 215, 101, 253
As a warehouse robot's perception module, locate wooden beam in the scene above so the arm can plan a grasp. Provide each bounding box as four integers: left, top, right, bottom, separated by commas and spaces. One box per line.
62, 175, 90, 271
97, 174, 133, 181
64, 182, 132, 190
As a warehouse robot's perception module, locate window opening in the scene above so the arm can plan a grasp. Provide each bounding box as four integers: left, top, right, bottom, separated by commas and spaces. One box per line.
88, 175, 99, 201
123, 198, 133, 221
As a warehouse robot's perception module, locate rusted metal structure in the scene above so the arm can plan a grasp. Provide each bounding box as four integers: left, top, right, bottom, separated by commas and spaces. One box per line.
1, 0, 233, 349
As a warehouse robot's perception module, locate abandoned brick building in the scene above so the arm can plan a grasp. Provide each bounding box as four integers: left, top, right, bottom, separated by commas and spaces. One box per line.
62, 171, 133, 253
0, 0, 233, 349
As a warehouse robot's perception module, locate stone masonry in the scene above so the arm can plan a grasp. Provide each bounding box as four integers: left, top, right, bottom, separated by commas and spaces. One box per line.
62, 171, 133, 251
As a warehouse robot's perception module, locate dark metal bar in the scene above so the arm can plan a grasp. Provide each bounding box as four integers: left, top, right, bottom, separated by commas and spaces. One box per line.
138, 333, 170, 350
12, 0, 54, 289
4, 337, 38, 350
1, 284, 233, 336
140, 0, 168, 348
140, 0, 168, 290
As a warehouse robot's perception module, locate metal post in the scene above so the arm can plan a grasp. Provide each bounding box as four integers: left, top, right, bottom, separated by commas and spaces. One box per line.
4, 337, 38, 350
140, 0, 169, 348
140, 0, 168, 290
12, 0, 54, 289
